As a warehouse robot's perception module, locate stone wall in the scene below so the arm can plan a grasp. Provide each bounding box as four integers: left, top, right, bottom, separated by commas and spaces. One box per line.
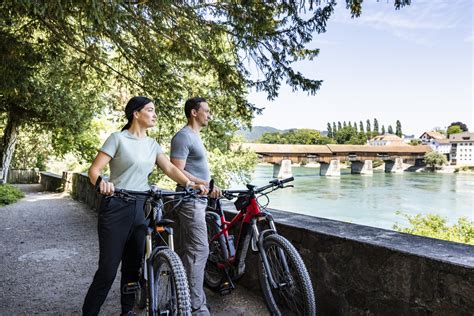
39, 172, 63, 192
8, 168, 40, 184
70, 172, 474, 315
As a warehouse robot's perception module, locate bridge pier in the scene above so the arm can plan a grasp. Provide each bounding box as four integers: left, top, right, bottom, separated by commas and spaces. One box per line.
385, 158, 404, 173
273, 159, 292, 179
320, 159, 340, 177
351, 160, 373, 175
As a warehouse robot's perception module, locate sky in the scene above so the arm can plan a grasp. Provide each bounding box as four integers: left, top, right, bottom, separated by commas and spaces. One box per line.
248, 0, 473, 137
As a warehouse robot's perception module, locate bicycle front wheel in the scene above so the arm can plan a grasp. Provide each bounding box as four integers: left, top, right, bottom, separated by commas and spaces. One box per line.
150, 249, 191, 315
258, 234, 316, 316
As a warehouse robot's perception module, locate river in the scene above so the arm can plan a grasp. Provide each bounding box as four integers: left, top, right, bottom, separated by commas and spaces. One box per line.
230, 164, 474, 230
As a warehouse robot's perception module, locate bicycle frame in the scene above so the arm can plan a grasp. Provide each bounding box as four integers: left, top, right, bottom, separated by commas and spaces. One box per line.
207, 178, 294, 288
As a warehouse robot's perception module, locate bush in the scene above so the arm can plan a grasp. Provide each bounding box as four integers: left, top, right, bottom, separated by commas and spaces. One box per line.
0, 184, 25, 206
393, 212, 474, 245
372, 159, 384, 168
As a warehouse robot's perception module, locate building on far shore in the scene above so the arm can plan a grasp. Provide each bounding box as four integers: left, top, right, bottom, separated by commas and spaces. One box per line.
449, 132, 474, 166
368, 134, 406, 146
419, 131, 445, 144
419, 131, 451, 160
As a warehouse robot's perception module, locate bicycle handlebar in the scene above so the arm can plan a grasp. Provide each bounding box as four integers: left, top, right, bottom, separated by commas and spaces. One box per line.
95, 176, 200, 199
222, 176, 294, 199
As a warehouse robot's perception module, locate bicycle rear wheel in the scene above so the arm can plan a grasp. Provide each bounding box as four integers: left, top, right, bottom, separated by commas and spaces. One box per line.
150, 248, 191, 315
258, 234, 316, 316
204, 213, 227, 289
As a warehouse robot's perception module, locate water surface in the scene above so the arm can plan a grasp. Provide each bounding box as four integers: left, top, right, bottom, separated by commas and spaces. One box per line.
231, 165, 474, 230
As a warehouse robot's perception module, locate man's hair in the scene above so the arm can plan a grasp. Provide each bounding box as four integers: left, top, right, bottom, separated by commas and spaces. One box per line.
184, 97, 207, 118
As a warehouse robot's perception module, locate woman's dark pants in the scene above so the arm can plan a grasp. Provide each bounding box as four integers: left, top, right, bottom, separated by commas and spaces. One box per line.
82, 195, 146, 316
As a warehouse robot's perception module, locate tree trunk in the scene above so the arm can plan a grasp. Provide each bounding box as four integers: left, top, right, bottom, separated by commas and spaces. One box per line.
0, 112, 20, 184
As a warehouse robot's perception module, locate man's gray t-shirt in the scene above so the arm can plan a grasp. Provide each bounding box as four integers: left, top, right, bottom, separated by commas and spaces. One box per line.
100, 130, 163, 191
170, 126, 210, 183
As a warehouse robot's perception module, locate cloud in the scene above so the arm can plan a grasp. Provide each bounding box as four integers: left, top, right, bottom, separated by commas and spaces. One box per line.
332, 0, 472, 44
465, 33, 474, 43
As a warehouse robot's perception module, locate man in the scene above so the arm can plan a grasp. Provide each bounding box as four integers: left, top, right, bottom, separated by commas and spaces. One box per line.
170, 97, 221, 315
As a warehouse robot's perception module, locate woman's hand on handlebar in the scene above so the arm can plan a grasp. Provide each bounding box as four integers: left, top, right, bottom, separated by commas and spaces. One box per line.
99, 180, 115, 196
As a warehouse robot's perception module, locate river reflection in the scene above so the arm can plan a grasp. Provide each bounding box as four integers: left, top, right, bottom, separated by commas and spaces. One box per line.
230, 165, 474, 230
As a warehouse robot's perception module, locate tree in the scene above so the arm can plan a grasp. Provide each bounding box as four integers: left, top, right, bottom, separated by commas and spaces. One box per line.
394, 213, 474, 245
381, 125, 386, 134
0, 29, 106, 182
395, 120, 402, 137
424, 151, 448, 171
373, 118, 379, 135
366, 119, 371, 134
338, 121, 342, 130
1, 1, 411, 183
327, 123, 333, 139
409, 139, 422, 146
447, 125, 463, 136
448, 122, 468, 132
259, 129, 332, 145
332, 122, 337, 138
388, 125, 394, 134
335, 126, 358, 144
343, 121, 347, 128
359, 121, 364, 134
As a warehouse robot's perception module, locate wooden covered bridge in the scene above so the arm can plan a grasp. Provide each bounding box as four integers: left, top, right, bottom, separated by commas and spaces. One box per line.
235, 143, 432, 177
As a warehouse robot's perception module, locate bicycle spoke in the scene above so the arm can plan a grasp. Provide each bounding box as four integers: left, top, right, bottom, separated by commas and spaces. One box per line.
155, 263, 177, 314
266, 244, 306, 315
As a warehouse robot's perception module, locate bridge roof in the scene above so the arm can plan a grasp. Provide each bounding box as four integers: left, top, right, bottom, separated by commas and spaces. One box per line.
327, 144, 432, 153
239, 143, 332, 154
237, 143, 432, 154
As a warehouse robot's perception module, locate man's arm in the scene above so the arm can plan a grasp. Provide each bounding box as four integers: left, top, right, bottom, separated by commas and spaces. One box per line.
170, 157, 209, 186
170, 157, 221, 198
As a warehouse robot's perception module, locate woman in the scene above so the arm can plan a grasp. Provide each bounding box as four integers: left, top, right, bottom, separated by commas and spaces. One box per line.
82, 96, 207, 316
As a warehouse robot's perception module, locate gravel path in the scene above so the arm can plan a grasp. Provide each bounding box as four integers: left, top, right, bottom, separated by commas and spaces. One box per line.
0, 184, 268, 316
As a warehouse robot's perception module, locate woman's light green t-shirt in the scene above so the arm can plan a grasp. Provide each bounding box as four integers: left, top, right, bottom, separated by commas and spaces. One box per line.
100, 130, 163, 191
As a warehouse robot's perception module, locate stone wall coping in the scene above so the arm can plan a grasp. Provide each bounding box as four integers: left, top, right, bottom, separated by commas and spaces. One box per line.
221, 201, 474, 268
39, 171, 63, 179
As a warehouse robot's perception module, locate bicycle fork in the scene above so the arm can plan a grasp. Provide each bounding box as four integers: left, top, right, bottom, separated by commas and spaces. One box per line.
253, 217, 291, 290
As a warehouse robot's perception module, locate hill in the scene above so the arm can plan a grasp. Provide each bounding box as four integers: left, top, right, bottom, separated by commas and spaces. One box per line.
237, 126, 282, 141
237, 126, 327, 142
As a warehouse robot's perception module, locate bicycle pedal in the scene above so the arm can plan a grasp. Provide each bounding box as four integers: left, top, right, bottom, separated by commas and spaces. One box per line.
218, 281, 234, 295
122, 282, 140, 294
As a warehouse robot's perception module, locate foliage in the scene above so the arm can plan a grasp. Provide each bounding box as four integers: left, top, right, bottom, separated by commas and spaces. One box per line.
393, 212, 474, 245
454, 166, 474, 173
327, 123, 333, 139
424, 151, 448, 170
0, 184, 24, 206
387, 125, 394, 134
409, 139, 422, 146
395, 120, 402, 137
447, 125, 463, 136
373, 118, 379, 135
372, 159, 384, 168
1, 1, 411, 182
149, 145, 257, 189
259, 129, 333, 145
448, 122, 468, 132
